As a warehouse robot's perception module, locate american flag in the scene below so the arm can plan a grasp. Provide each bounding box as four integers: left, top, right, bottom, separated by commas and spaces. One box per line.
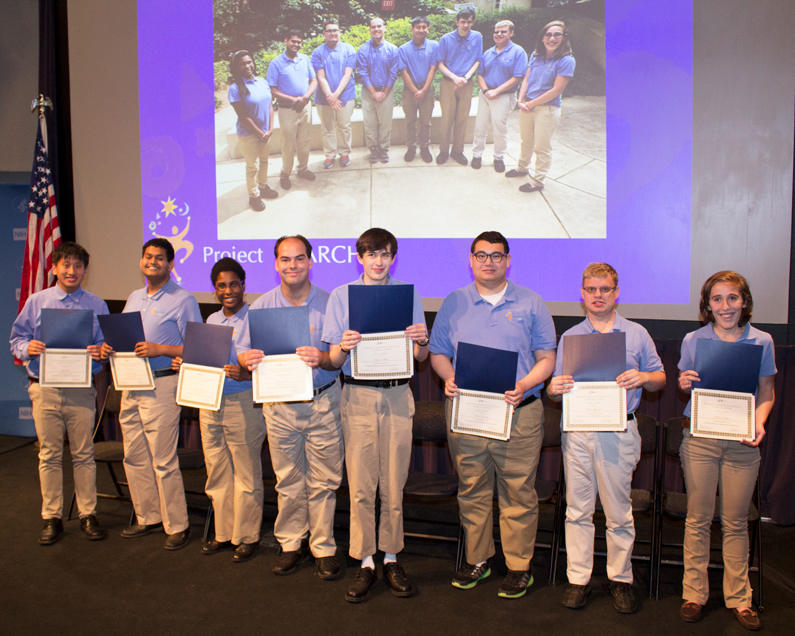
18, 117, 61, 313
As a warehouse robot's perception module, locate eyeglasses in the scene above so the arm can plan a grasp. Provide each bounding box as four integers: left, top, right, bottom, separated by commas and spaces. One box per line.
324, 28, 340, 33
494, 30, 510, 35
472, 252, 507, 263
215, 281, 242, 292
544, 32, 564, 39
582, 286, 616, 295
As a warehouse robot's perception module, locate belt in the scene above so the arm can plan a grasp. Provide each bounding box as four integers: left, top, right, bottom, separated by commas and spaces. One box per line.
343, 376, 409, 389
372, 86, 386, 92
516, 394, 538, 409
276, 100, 296, 108
29, 377, 39, 383
313, 378, 338, 397
152, 368, 177, 378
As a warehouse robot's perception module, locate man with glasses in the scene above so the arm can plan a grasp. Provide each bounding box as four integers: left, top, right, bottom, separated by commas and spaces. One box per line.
435, 8, 483, 165
430, 231, 556, 599
238, 236, 344, 580
547, 263, 665, 614
267, 30, 318, 189
471, 20, 527, 172
311, 21, 356, 169
357, 17, 399, 164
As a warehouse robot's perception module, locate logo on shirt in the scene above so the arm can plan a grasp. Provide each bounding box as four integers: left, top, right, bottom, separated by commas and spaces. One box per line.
310, 323, 316, 333
506, 312, 513, 321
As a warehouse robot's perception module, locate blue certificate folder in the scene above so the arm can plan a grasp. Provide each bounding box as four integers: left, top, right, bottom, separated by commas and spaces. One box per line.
182, 321, 234, 369
455, 342, 518, 394
97, 312, 146, 352
349, 285, 414, 334
40, 308, 92, 349
693, 338, 763, 394
561, 332, 626, 382
248, 306, 310, 356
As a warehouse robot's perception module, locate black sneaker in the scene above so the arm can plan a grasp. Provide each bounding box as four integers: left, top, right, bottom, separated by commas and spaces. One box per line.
505, 169, 528, 178
248, 197, 266, 211
369, 147, 379, 164
610, 582, 638, 614
404, 147, 416, 162
471, 157, 482, 169
452, 561, 491, 589
280, 174, 292, 190
379, 148, 390, 163
259, 184, 278, 200
498, 570, 533, 599
450, 151, 468, 166
436, 152, 449, 165
297, 169, 316, 181
494, 158, 505, 173
562, 583, 591, 609
420, 147, 433, 163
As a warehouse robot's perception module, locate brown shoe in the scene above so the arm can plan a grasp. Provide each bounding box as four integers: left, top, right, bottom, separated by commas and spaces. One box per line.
732, 608, 761, 631
679, 601, 702, 623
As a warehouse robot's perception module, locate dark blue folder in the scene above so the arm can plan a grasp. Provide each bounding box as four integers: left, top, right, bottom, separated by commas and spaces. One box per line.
41, 308, 93, 349
455, 342, 518, 394
349, 285, 414, 334
561, 332, 626, 382
182, 321, 234, 369
248, 306, 310, 356
693, 338, 763, 394
97, 312, 146, 352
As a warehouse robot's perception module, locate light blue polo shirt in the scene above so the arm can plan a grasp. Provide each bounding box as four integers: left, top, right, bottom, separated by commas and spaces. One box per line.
207, 303, 252, 396
228, 77, 272, 136
479, 41, 527, 89
554, 313, 663, 413
429, 280, 556, 399
265, 52, 315, 97
322, 276, 426, 377
398, 39, 439, 87
436, 29, 483, 77
356, 39, 399, 88
311, 42, 357, 106
678, 322, 776, 417
241, 284, 339, 389
524, 53, 575, 107
10, 285, 108, 378
122, 279, 202, 371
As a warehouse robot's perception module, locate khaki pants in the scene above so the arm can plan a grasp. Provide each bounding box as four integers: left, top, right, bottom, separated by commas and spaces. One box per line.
277, 102, 312, 176
439, 78, 474, 155
265, 379, 343, 556
680, 435, 760, 608
29, 384, 97, 519
317, 102, 354, 159
472, 91, 516, 160
448, 398, 544, 571
402, 86, 434, 150
120, 374, 188, 534
361, 89, 395, 150
237, 134, 270, 197
199, 389, 266, 545
518, 105, 561, 187
341, 382, 414, 559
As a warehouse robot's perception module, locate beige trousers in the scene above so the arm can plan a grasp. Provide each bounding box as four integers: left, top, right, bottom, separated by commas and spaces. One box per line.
401, 87, 434, 150
277, 102, 312, 176
518, 104, 561, 187
439, 78, 474, 155
361, 89, 395, 150
317, 102, 354, 159
237, 134, 270, 197
472, 91, 516, 159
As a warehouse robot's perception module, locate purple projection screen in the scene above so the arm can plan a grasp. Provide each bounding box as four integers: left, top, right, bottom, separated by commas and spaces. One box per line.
137, 1, 691, 303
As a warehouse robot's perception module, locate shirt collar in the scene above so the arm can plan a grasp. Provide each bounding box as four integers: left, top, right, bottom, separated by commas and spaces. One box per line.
492, 41, 514, 56
466, 279, 515, 306
220, 303, 248, 324
707, 321, 751, 341
411, 39, 427, 51
53, 285, 83, 302
145, 278, 175, 301
278, 283, 316, 306
584, 311, 625, 333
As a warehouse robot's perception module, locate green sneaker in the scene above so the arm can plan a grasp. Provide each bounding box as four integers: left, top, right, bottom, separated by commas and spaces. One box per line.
452, 562, 491, 589
498, 570, 533, 599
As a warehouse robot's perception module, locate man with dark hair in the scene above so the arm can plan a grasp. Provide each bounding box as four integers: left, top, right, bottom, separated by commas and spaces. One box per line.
430, 231, 556, 599
266, 30, 318, 189
323, 228, 429, 603
311, 21, 357, 169
357, 17, 399, 164
398, 16, 438, 163
100, 237, 202, 550
435, 9, 483, 165
11, 241, 109, 545
239, 236, 344, 580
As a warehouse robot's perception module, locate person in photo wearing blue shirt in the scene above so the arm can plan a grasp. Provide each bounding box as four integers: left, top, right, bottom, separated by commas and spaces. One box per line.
398, 16, 438, 163
471, 20, 527, 173
357, 17, 399, 164
311, 21, 357, 169
430, 231, 556, 600
676, 272, 775, 631
10, 242, 109, 545
508, 21, 575, 192
266, 30, 318, 190
100, 238, 202, 551
435, 8, 482, 166
238, 236, 344, 582
547, 263, 665, 615
228, 50, 277, 211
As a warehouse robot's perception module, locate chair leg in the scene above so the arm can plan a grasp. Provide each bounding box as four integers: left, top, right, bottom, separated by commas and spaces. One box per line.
549, 474, 565, 586
455, 524, 466, 572
67, 491, 77, 521
107, 463, 125, 498
128, 507, 136, 527
203, 501, 214, 543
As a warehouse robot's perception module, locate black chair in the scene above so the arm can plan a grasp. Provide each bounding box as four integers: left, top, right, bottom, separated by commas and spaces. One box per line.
654, 417, 763, 608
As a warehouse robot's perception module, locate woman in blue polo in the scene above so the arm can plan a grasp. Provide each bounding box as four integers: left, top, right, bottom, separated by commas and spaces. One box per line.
509, 21, 575, 193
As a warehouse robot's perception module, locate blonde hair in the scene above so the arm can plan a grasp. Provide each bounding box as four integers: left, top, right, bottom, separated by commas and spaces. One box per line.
582, 262, 618, 286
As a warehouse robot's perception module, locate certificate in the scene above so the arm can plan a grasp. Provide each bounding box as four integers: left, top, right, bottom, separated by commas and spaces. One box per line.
451, 390, 514, 441
109, 352, 155, 391
691, 388, 756, 441
252, 354, 313, 403
563, 382, 627, 432
177, 363, 225, 411
39, 349, 92, 388
351, 331, 413, 380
